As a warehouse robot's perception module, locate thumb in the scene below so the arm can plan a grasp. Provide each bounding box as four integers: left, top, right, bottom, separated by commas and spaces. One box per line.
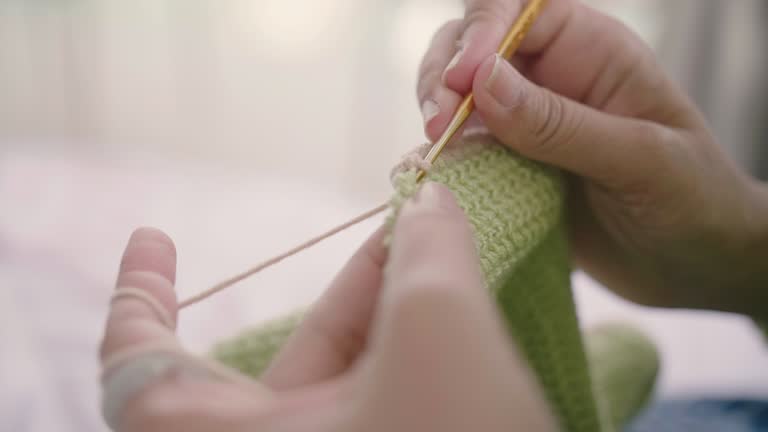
354, 183, 556, 430
370, 182, 530, 394
441, 0, 523, 95
473, 54, 672, 186
375, 182, 498, 356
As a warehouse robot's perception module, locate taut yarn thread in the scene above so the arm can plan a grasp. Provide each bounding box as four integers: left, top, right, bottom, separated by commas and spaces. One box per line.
178, 143, 436, 309
178, 203, 388, 309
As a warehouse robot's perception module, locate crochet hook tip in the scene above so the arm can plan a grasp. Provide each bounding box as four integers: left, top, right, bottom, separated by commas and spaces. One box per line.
417, 0, 546, 173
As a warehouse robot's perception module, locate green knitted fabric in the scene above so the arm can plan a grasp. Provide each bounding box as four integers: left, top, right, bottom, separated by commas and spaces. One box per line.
213, 135, 659, 431
585, 324, 659, 430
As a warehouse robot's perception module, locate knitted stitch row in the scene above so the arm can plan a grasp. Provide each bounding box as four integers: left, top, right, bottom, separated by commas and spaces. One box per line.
213, 134, 659, 431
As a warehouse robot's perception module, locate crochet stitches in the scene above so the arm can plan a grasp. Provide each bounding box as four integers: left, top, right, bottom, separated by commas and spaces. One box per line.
213, 134, 658, 432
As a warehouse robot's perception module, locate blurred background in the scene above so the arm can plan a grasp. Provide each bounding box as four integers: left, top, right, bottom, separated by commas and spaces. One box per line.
1, 0, 766, 430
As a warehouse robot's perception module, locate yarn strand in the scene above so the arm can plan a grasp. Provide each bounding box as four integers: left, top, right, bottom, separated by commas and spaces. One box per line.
179, 203, 389, 309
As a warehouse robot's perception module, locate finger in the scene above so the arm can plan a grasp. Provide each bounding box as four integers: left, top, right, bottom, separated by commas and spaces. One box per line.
444, 0, 692, 126
356, 183, 556, 429
520, 2, 690, 123
441, 0, 521, 95
441, 0, 576, 95
260, 226, 389, 390
417, 19, 464, 142
369, 182, 502, 363
101, 229, 280, 432
100, 227, 179, 363
416, 16, 527, 142
471, 54, 681, 188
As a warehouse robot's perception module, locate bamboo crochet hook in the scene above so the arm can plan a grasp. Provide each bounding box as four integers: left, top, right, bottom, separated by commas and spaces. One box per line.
417, 0, 547, 182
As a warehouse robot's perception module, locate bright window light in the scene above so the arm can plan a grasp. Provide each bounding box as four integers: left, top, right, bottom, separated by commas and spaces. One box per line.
248, 0, 356, 56
390, 0, 462, 78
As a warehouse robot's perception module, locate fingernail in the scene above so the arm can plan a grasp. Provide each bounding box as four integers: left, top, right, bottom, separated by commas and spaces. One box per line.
484, 54, 524, 108
421, 100, 439, 125
442, 42, 465, 82
403, 182, 456, 216
419, 181, 446, 209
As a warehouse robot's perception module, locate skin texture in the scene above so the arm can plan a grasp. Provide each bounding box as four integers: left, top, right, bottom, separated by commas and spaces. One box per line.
100, 0, 768, 428
419, 0, 768, 317
100, 183, 558, 432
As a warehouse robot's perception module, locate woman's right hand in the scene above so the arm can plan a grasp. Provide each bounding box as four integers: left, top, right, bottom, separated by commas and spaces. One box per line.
417, 0, 768, 316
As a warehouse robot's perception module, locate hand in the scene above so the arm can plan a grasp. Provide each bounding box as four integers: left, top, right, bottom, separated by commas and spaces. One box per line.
99, 183, 557, 432
418, 0, 768, 316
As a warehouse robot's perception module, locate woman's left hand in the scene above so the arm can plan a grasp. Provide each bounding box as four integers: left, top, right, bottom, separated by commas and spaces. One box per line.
99, 182, 557, 431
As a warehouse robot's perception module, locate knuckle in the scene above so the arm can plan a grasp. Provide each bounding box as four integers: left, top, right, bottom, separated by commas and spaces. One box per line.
118, 270, 174, 292
613, 38, 653, 85
116, 270, 177, 311
311, 313, 367, 361
99, 320, 144, 361
529, 91, 573, 154
532, 91, 563, 145
632, 121, 665, 147
634, 123, 676, 166
100, 319, 174, 363
617, 122, 678, 190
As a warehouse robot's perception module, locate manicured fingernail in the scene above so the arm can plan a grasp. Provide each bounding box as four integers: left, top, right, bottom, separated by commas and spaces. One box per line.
421, 100, 439, 125
442, 42, 465, 82
484, 54, 524, 108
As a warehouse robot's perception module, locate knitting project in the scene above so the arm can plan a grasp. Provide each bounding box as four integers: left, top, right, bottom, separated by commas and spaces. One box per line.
212, 134, 659, 431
